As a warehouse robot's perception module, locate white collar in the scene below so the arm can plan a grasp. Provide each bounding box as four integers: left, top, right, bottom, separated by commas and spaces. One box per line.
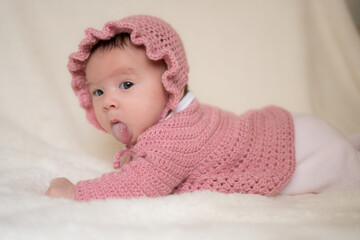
165, 90, 195, 120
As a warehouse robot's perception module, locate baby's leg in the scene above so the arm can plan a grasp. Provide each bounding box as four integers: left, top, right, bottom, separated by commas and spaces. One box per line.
280, 114, 360, 195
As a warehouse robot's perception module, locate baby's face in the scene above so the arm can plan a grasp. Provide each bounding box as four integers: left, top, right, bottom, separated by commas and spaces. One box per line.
85, 43, 168, 145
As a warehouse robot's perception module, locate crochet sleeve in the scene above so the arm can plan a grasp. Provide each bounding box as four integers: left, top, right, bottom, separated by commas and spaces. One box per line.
74, 100, 212, 201
74, 154, 184, 201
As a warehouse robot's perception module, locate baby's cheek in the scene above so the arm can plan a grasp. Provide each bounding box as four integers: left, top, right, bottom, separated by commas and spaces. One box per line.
96, 115, 110, 132
92, 105, 106, 127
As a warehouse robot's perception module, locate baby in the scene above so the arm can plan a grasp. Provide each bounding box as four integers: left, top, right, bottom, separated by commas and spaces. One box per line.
46, 15, 360, 201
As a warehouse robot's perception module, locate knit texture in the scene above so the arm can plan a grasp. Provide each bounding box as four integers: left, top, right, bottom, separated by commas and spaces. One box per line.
75, 100, 296, 201
67, 15, 189, 130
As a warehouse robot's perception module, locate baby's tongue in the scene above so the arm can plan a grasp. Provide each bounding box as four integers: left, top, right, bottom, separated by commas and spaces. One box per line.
111, 122, 132, 144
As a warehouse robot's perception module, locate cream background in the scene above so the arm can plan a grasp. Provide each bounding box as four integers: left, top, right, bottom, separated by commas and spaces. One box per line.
1, 1, 360, 239
0, 0, 359, 160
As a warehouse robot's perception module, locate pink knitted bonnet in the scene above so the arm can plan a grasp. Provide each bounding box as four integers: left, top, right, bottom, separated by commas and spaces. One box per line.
67, 15, 189, 130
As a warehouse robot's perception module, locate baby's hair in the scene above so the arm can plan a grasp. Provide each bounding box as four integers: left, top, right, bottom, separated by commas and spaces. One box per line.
90, 33, 131, 55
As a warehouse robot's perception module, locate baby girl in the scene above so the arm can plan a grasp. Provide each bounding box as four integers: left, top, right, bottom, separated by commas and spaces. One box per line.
46, 15, 360, 201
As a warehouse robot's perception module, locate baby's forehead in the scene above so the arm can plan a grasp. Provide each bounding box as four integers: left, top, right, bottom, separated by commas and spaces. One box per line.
86, 42, 166, 82
87, 38, 164, 67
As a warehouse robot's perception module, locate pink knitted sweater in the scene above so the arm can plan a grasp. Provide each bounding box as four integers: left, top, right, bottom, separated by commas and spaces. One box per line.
75, 100, 296, 201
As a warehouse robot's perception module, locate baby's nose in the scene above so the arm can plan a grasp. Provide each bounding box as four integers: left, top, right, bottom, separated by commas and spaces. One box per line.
105, 103, 117, 110
103, 94, 119, 110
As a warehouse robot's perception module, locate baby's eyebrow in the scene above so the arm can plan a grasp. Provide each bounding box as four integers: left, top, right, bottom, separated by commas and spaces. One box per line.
110, 67, 136, 78
86, 67, 136, 86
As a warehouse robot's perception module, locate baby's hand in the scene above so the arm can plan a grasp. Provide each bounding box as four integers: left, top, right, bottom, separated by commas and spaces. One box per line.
46, 178, 75, 200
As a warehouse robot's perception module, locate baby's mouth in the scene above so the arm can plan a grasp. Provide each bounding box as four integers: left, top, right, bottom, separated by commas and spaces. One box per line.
111, 121, 132, 145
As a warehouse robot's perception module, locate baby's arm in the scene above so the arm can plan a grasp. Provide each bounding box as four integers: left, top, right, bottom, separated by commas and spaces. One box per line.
46, 178, 75, 200
71, 155, 184, 201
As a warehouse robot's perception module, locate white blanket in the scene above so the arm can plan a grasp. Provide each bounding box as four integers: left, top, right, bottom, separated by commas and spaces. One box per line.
1, 119, 360, 239
1, 0, 360, 239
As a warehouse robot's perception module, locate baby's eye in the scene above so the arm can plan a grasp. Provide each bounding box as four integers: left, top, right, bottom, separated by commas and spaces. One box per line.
120, 82, 134, 90
93, 89, 104, 96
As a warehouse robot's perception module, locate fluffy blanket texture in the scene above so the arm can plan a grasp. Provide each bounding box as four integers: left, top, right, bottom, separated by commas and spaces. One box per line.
1, 118, 360, 239
1, 0, 360, 239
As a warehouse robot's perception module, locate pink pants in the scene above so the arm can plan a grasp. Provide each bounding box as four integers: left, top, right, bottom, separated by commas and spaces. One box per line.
280, 114, 360, 195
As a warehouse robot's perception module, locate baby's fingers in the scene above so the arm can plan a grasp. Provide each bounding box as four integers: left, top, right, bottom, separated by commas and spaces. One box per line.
46, 178, 75, 200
